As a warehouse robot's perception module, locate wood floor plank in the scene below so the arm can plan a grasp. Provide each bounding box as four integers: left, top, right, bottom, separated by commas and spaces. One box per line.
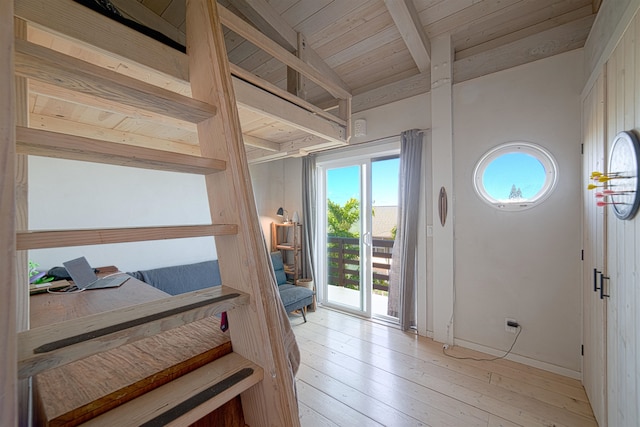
296, 325, 552, 427
296, 380, 383, 427
296, 322, 491, 390
306, 309, 496, 378
297, 364, 427, 426
292, 308, 598, 427
448, 344, 585, 390
488, 414, 524, 427
308, 308, 587, 398
297, 401, 341, 427
490, 373, 594, 419
299, 341, 490, 426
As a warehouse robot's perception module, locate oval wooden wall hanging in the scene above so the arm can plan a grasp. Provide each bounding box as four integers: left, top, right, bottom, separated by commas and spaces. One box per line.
438, 186, 448, 226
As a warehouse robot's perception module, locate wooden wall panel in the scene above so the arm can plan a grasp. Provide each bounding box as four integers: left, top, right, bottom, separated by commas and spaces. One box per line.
602, 9, 640, 427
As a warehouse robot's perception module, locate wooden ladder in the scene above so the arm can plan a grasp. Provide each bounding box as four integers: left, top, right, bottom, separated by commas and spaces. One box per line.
5, 0, 301, 425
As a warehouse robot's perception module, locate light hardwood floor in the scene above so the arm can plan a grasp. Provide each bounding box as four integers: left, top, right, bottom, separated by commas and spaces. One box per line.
291, 308, 597, 427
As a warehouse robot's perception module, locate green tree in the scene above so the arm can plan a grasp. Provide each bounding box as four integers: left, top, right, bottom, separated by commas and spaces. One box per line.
509, 184, 523, 199
327, 197, 360, 237
326, 198, 361, 290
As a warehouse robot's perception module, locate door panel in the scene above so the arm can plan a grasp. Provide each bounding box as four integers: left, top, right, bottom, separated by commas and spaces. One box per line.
325, 164, 367, 313
582, 71, 607, 427
320, 154, 400, 319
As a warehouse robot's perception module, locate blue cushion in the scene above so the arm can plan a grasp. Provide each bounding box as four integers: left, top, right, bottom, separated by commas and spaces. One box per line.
270, 252, 288, 285
128, 260, 221, 295
278, 283, 314, 312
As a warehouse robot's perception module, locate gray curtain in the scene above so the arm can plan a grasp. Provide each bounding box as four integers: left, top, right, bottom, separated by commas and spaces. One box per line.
302, 155, 317, 281
387, 129, 423, 330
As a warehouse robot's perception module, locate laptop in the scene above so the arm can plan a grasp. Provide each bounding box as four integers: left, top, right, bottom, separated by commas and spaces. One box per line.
63, 256, 129, 290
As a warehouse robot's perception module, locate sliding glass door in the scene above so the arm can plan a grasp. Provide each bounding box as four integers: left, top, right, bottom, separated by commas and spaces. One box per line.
324, 163, 369, 314
318, 148, 399, 320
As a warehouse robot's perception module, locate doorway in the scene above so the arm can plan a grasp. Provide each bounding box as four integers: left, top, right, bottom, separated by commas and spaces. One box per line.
318, 149, 399, 320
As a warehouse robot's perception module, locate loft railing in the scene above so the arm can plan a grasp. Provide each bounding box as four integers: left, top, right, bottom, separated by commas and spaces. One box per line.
326, 236, 394, 292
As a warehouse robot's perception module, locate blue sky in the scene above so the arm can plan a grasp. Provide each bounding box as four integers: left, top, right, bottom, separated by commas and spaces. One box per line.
326, 158, 400, 206
483, 153, 545, 200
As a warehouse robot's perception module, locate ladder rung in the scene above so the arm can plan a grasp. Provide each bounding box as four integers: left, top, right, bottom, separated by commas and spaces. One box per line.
18, 286, 249, 378
17, 224, 237, 250
15, 38, 216, 124
16, 127, 225, 174
79, 352, 263, 427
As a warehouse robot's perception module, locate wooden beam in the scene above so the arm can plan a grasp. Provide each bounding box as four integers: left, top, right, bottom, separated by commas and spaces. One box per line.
17, 224, 237, 250
246, 134, 346, 164
227, 0, 350, 95
233, 77, 346, 144
28, 79, 196, 132
218, 4, 351, 100
1, 0, 17, 423
230, 63, 346, 126
15, 0, 188, 81
186, 0, 300, 425
110, 0, 187, 46
15, 39, 216, 124
15, 18, 30, 425
227, 0, 297, 50
29, 112, 200, 156
383, 0, 431, 72
455, 6, 594, 60
454, 15, 594, 83
242, 135, 281, 152
352, 72, 431, 113
593, 0, 603, 14
245, 148, 289, 164
18, 287, 249, 378
16, 127, 225, 174
287, 33, 307, 99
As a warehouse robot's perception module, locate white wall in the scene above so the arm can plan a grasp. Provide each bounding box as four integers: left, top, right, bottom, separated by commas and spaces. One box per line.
28, 157, 216, 272
250, 157, 302, 243
351, 93, 430, 145
453, 50, 584, 373
251, 52, 583, 374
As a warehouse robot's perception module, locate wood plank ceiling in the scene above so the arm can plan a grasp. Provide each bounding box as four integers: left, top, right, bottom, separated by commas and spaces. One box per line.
133, 0, 598, 105
29, 0, 600, 163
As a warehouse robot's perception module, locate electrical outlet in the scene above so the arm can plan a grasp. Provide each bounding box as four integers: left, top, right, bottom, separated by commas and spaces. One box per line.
505, 318, 518, 333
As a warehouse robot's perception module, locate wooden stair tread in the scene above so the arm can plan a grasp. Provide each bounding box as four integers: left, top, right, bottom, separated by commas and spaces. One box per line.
17, 224, 238, 250
16, 127, 226, 174
35, 317, 232, 427
79, 352, 263, 427
14, 38, 216, 124
19, 286, 249, 378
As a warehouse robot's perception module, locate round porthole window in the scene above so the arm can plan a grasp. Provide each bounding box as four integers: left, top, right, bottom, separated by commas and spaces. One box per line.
473, 142, 558, 210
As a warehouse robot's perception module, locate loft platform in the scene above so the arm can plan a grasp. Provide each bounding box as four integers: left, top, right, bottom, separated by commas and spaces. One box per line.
15, 0, 351, 165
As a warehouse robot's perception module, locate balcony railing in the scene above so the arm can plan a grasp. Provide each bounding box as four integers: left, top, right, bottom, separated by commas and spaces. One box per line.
327, 236, 394, 292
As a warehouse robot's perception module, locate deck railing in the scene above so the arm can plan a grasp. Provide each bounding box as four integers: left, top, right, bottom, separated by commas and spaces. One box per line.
327, 236, 394, 292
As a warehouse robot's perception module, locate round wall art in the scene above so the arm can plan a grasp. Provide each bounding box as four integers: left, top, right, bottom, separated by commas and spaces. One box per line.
608, 131, 640, 220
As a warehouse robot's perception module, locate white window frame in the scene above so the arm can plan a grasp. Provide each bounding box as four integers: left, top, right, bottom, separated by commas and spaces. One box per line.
473, 142, 558, 211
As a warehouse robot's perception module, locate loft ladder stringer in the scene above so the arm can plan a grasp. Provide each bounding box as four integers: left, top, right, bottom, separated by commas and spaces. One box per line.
9, 0, 301, 425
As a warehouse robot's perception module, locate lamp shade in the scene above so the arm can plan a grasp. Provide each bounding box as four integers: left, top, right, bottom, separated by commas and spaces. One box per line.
276, 207, 284, 216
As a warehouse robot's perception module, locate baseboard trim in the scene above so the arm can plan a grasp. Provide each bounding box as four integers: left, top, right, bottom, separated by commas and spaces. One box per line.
452, 338, 582, 380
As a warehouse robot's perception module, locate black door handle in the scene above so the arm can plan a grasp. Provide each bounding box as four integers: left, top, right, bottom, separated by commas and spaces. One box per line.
600, 273, 610, 299
593, 268, 601, 292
